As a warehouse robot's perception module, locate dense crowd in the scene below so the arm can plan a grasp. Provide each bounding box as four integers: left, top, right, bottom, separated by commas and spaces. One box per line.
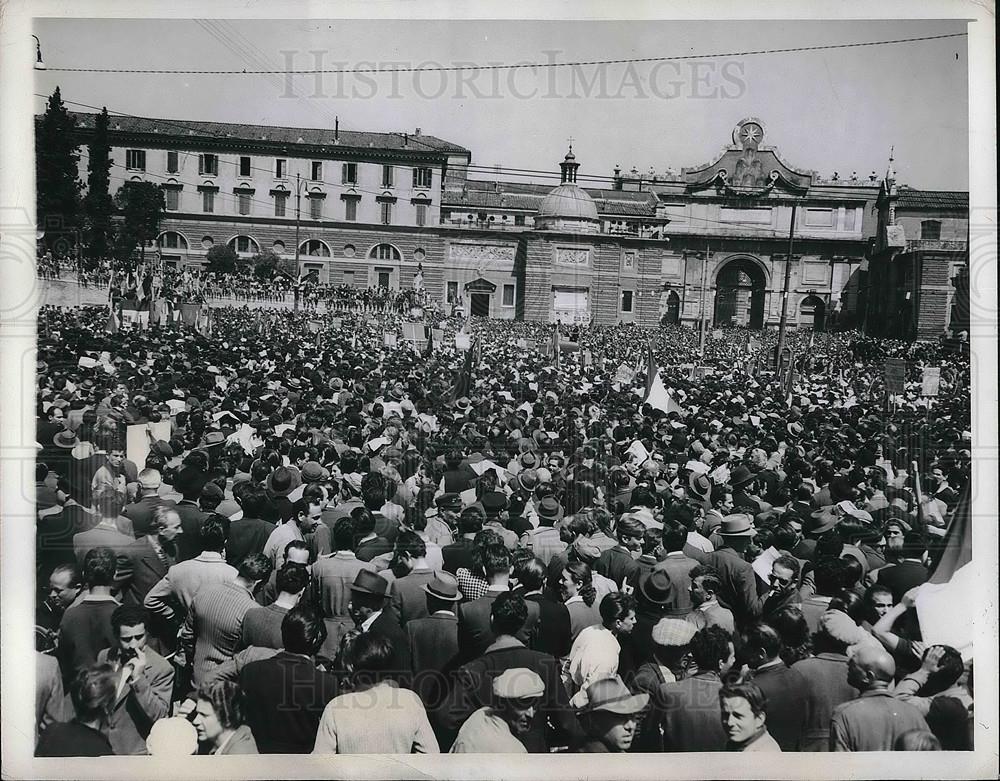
32, 302, 974, 757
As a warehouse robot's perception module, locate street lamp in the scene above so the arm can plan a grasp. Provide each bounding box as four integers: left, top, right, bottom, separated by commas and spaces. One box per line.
32, 35, 46, 70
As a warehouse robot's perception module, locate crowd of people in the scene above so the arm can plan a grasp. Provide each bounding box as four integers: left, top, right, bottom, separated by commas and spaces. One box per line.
31, 300, 974, 757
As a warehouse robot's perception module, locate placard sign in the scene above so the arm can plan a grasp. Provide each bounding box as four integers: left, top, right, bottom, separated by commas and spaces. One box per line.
884, 359, 907, 394
383, 332, 398, 347
921, 366, 941, 397
455, 332, 471, 350
402, 322, 424, 342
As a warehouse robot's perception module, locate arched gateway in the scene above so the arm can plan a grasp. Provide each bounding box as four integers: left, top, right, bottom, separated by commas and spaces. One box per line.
714, 257, 767, 329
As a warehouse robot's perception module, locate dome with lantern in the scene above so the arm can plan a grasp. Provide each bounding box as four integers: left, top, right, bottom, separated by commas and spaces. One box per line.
535, 146, 600, 233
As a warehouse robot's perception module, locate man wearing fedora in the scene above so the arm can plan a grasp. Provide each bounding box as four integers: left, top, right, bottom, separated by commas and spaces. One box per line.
575, 676, 649, 753
406, 573, 462, 726
518, 496, 565, 567
172, 465, 209, 562
347, 569, 410, 680
122, 469, 176, 539
699, 514, 767, 627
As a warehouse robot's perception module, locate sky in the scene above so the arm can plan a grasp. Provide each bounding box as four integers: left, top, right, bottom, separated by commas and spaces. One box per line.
32, 17, 971, 191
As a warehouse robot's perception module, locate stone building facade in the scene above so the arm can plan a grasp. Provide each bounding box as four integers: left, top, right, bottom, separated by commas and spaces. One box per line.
57, 111, 967, 334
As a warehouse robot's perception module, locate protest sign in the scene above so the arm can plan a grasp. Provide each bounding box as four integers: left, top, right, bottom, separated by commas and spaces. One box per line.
921, 366, 941, 397
432, 329, 445, 343
383, 332, 398, 347
455, 332, 471, 350
884, 358, 907, 394
402, 322, 425, 342
126, 421, 171, 468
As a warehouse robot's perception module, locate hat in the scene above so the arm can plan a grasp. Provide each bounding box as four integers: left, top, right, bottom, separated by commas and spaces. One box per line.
572, 539, 602, 563
729, 465, 755, 487
808, 506, 840, 535
516, 469, 539, 492
146, 717, 198, 756
787, 421, 804, 437
349, 570, 389, 597
423, 572, 463, 602
481, 492, 509, 515
651, 618, 697, 647
837, 500, 874, 524
684, 459, 710, 476
688, 473, 712, 499
718, 513, 757, 537
266, 465, 302, 497
435, 492, 462, 511
818, 609, 867, 647
578, 677, 649, 715
301, 461, 330, 483
519, 451, 538, 469
52, 429, 79, 449
638, 569, 674, 606
203, 431, 225, 447
492, 668, 545, 701
455, 396, 471, 411
536, 496, 562, 521
150, 440, 174, 458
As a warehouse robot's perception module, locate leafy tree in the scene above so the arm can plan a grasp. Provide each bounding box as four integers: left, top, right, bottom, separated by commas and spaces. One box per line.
113, 181, 165, 263
83, 107, 113, 261
36, 87, 82, 248
251, 250, 281, 279
205, 244, 238, 275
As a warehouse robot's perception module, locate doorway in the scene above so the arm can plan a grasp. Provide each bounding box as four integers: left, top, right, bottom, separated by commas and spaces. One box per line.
470, 292, 491, 317
798, 295, 826, 331
714, 258, 766, 328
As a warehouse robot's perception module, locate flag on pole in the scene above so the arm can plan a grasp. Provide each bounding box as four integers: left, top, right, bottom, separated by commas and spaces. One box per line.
550, 324, 561, 369
105, 301, 118, 335
915, 485, 974, 659
423, 325, 434, 358
784, 350, 796, 407
642, 347, 683, 414
451, 338, 475, 402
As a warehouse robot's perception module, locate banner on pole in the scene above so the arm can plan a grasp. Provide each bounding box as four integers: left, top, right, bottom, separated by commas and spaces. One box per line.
921, 366, 941, 397
884, 358, 907, 394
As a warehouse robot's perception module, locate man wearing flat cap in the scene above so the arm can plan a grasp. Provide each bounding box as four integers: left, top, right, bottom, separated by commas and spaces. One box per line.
449, 668, 545, 753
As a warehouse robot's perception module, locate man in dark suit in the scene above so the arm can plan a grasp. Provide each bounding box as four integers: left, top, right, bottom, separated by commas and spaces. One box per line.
172, 466, 208, 561
639, 624, 735, 752
512, 556, 572, 658
122, 469, 176, 539
123, 506, 183, 654
593, 515, 644, 589
457, 543, 539, 662
347, 569, 410, 680
439, 592, 582, 753
441, 505, 483, 574
874, 528, 929, 603
701, 515, 765, 627
652, 521, 701, 612
226, 486, 276, 567
406, 573, 462, 725
388, 531, 440, 627
744, 622, 807, 751
239, 605, 340, 753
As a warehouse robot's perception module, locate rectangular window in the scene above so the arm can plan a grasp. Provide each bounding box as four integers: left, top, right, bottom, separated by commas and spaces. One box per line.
310, 197, 322, 220
311, 161, 322, 181
239, 156, 252, 177
622, 251, 636, 272
236, 236, 251, 253
720, 206, 771, 224
502, 284, 516, 307
237, 193, 251, 215
166, 151, 178, 173
514, 215, 525, 226
198, 154, 218, 176
274, 194, 287, 217
164, 233, 179, 249
804, 208, 835, 228
126, 149, 146, 171
343, 270, 355, 286
202, 190, 215, 213
164, 189, 179, 211
447, 281, 459, 303
275, 158, 286, 179
382, 165, 394, 188
921, 220, 941, 240
344, 199, 357, 222
415, 203, 427, 227
380, 202, 392, 225
412, 167, 433, 188
620, 290, 634, 313
342, 163, 357, 184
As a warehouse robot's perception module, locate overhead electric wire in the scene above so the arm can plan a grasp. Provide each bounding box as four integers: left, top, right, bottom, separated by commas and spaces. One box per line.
39, 32, 966, 74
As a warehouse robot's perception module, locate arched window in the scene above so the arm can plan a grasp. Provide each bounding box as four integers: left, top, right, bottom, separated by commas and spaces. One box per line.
299, 239, 331, 257
272, 240, 286, 254
157, 231, 188, 250
368, 243, 401, 261
227, 235, 260, 255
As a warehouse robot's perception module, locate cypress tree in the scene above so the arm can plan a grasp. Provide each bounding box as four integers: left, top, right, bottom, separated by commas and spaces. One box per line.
35, 87, 82, 248
84, 107, 113, 262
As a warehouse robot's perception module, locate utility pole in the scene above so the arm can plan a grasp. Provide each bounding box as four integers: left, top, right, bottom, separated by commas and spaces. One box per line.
294, 172, 302, 311
698, 242, 710, 358
775, 201, 798, 368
